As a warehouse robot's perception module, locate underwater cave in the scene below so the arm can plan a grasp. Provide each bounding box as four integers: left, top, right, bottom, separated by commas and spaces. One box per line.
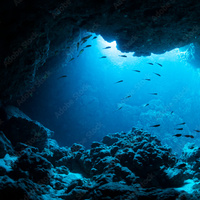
1, 0, 200, 199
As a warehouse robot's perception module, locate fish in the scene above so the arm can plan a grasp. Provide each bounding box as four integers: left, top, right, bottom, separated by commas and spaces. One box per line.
194, 130, 200, 132
176, 122, 186, 126
77, 42, 80, 51
173, 134, 182, 137
147, 63, 154, 65
118, 106, 123, 110
149, 93, 158, 95
69, 57, 74, 62
184, 135, 194, 138
175, 128, 183, 130
85, 45, 92, 48
119, 55, 127, 57
77, 49, 84, 57
58, 75, 67, 79
177, 163, 186, 169
115, 80, 123, 84
103, 46, 111, 49
122, 95, 131, 100
144, 79, 151, 81
93, 36, 97, 40
150, 124, 160, 127
144, 103, 149, 107
156, 62, 163, 67
100, 56, 107, 59
81, 39, 87, 45
171, 111, 174, 114
132, 70, 140, 72
154, 73, 161, 77
81, 34, 92, 42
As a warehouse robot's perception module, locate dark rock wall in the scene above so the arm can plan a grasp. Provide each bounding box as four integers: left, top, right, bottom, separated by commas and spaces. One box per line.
1, 0, 200, 102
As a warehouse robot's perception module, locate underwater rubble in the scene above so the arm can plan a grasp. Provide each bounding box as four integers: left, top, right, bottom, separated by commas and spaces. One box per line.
0, 107, 200, 199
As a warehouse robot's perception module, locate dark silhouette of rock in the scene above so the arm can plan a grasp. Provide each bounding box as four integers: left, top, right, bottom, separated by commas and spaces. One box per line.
0, 175, 39, 200
1, 1, 200, 103
13, 149, 53, 184
1, 106, 53, 151
102, 135, 119, 146
0, 124, 199, 199
0, 131, 14, 158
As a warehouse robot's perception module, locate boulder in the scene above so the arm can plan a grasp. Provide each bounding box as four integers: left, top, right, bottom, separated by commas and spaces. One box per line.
13, 149, 53, 184
1, 106, 54, 151
102, 135, 118, 146
0, 131, 14, 158
0, 175, 39, 200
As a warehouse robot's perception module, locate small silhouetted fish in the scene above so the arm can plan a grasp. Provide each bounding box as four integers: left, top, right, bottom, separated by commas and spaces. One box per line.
93, 36, 97, 40
194, 130, 200, 132
81, 34, 92, 42
100, 56, 107, 59
173, 134, 182, 137
149, 93, 158, 95
115, 80, 123, 84
185, 135, 194, 138
69, 58, 74, 62
77, 49, 84, 57
81, 39, 87, 45
171, 111, 174, 114
58, 75, 67, 79
177, 122, 186, 126
122, 95, 131, 100
77, 42, 80, 51
103, 46, 111, 49
175, 128, 183, 130
119, 55, 127, 57
156, 62, 163, 67
133, 70, 140, 72
85, 45, 92, 48
154, 73, 161, 77
150, 124, 160, 127
177, 163, 186, 169
148, 63, 153, 65
144, 79, 151, 81
144, 104, 149, 107
118, 106, 123, 110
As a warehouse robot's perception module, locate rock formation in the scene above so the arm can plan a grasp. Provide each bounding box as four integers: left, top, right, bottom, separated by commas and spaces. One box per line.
0, 107, 200, 199
1, 0, 200, 102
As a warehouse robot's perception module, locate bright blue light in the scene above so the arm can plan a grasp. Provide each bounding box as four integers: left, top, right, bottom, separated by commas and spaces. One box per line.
97, 36, 132, 65
98, 36, 118, 54
109, 41, 117, 48
98, 35, 186, 62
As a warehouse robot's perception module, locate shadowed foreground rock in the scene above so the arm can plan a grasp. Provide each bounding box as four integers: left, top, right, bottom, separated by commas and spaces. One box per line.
0, 106, 54, 151
0, 112, 200, 199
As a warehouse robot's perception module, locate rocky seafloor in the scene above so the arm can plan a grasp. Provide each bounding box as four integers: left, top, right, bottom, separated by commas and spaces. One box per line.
0, 106, 200, 200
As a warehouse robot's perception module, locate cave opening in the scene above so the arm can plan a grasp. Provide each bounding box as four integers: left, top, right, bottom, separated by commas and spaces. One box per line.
17, 34, 200, 155
2, 0, 200, 197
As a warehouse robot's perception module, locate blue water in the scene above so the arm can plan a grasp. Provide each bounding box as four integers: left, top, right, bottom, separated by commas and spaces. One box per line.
20, 35, 200, 154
